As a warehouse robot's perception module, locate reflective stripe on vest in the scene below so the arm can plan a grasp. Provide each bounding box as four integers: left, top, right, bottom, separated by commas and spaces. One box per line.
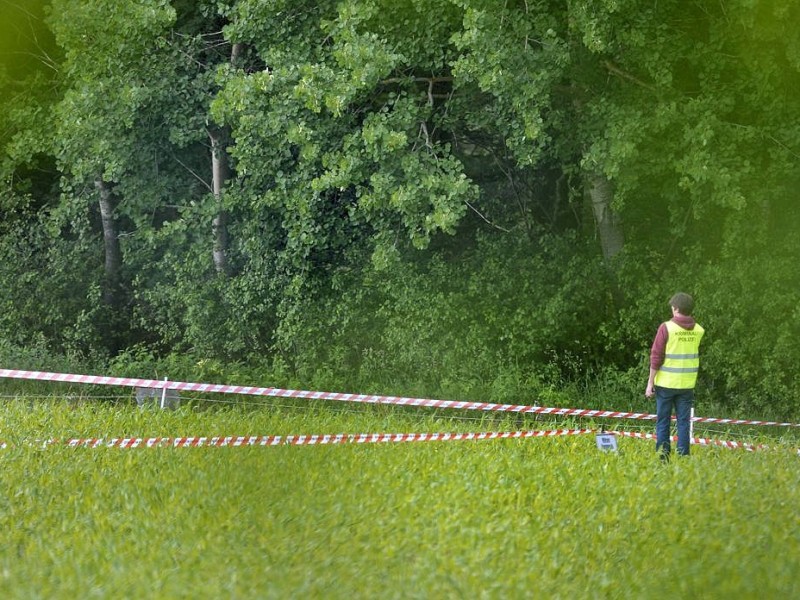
654, 320, 704, 389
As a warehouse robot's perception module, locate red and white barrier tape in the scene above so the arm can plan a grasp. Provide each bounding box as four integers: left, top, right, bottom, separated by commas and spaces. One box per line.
3, 368, 799, 429
0, 428, 593, 449
2, 429, 797, 454
612, 430, 800, 454
611, 430, 769, 451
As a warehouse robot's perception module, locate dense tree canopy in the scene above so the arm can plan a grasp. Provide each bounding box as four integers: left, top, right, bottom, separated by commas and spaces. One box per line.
1, 0, 798, 416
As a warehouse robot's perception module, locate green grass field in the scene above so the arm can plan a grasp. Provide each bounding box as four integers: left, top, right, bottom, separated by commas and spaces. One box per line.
1, 399, 798, 598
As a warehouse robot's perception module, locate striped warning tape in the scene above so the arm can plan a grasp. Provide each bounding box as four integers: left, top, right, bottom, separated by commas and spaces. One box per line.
611, 430, 799, 453
1, 429, 797, 454
0, 428, 593, 449
71, 429, 594, 447
2, 368, 799, 428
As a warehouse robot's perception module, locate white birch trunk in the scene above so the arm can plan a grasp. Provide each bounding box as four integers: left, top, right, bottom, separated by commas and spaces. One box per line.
587, 173, 624, 260
94, 177, 122, 306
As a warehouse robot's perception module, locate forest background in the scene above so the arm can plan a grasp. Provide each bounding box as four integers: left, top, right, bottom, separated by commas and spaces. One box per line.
1, 0, 798, 419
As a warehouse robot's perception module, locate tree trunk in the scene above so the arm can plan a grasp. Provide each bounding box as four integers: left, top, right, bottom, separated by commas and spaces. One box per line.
209, 125, 230, 276
587, 173, 624, 260
206, 42, 243, 277
94, 177, 122, 307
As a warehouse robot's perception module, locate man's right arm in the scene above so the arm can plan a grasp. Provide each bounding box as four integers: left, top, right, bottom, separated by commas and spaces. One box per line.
645, 323, 668, 397
646, 368, 658, 397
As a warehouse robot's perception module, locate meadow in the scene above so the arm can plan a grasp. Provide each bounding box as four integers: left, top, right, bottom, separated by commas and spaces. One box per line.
1, 397, 798, 598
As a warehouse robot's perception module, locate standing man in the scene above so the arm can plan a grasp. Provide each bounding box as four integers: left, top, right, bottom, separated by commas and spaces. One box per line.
645, 292, 704, 460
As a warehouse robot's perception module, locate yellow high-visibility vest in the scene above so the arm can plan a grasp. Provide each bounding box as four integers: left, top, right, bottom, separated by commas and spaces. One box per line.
654, 320, 704, 389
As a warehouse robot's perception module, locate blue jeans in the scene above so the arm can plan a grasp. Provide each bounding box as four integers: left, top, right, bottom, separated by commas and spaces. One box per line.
655, 386, 694, 456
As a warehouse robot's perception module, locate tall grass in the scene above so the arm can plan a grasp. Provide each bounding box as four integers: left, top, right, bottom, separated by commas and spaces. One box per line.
0, 399, 798, 598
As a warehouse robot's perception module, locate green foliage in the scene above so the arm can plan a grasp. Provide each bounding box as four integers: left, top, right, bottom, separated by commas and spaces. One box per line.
281, 231, 620, 402
214, 0, 478, 285
695, 245, 800, 419
46, 0, 178, 181
122, 205, 280, 359
0, 210, 107, 355
1, 0, 799, 421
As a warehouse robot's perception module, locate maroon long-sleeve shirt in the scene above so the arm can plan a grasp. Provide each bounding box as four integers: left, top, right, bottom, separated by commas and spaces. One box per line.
650, 314, 698, 370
